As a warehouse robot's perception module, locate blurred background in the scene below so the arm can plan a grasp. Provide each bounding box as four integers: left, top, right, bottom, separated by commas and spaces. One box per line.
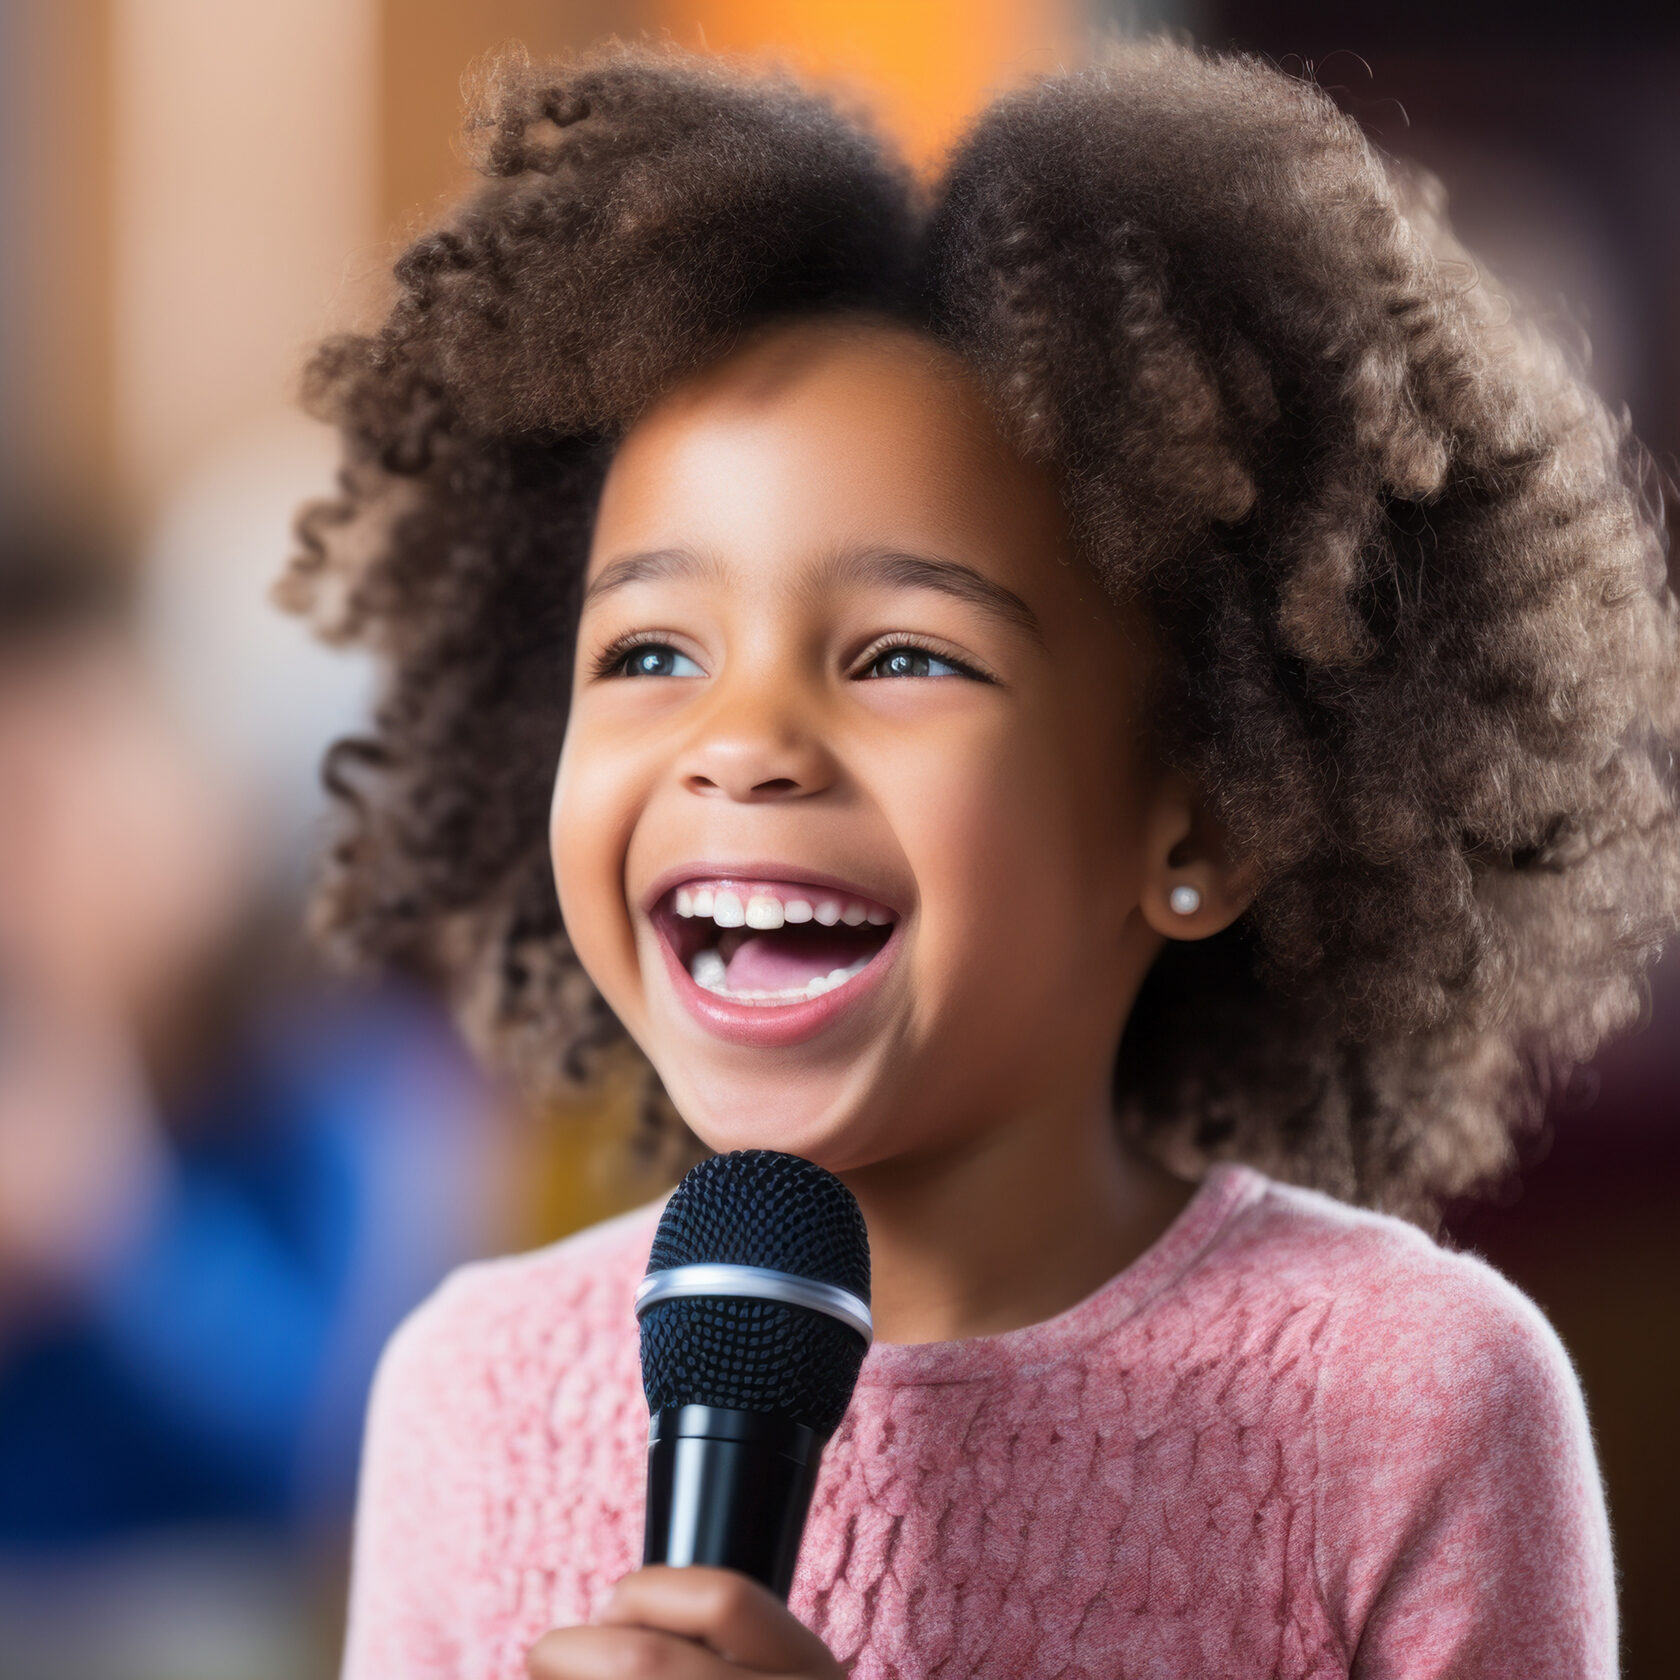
0, 1, 1674, 1676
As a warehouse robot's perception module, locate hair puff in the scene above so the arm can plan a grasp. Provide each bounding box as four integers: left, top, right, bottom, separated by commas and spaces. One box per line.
280, 37, 1680, 1220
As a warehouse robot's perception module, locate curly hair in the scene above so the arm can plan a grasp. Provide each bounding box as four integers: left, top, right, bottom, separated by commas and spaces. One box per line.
278, 38, 1680, 1222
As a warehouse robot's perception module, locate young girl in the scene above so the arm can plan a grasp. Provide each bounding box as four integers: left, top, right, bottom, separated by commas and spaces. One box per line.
281, 36, 1679, 1680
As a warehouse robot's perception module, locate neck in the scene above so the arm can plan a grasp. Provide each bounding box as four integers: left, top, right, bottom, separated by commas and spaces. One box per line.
842, 1090, 1194, 1346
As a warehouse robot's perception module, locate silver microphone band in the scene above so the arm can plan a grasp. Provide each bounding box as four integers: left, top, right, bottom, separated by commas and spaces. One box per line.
635, 1263, 873, 1346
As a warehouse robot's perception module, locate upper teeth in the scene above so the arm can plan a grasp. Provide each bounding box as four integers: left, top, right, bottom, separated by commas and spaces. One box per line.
672, 882, 893, 930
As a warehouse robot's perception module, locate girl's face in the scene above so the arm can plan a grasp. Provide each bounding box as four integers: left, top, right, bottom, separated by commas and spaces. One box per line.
552, 318, 1176, 1173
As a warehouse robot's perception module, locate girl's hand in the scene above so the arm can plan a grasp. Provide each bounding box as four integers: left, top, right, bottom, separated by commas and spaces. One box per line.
526, 1566, 846, 1679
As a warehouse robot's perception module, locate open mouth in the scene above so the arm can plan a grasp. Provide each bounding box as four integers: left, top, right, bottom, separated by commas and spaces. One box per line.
653, 877, 898, 1008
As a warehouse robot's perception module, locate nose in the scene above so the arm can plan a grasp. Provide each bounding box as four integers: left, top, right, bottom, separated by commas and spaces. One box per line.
676, 670, 837, 803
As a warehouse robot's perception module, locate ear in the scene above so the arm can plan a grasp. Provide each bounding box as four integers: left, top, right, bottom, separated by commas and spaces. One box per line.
1136, 768, 1260, 941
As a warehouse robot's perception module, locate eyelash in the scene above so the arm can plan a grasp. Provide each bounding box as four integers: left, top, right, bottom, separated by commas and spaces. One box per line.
857, 640, 991, 682
589, 630, 695, 680
589, 630, 995, 683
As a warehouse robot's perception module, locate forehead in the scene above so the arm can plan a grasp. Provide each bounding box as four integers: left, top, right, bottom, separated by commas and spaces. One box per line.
588, 318, 1075, 591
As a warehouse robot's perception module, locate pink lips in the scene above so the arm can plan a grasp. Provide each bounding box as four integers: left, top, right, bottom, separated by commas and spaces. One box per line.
641, 862, 906, 1049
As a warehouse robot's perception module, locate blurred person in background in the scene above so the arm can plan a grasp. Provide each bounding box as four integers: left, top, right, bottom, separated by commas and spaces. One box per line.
0, 507, 504, 1680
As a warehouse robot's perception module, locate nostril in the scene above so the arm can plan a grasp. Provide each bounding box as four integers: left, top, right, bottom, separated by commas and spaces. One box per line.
683, 773, 803, 799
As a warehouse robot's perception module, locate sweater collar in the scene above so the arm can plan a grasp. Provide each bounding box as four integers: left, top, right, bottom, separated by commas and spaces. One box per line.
853, 1162, 1264, 1389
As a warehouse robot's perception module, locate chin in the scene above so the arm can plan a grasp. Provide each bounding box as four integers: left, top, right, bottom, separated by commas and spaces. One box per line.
666, 1079, 883, 1174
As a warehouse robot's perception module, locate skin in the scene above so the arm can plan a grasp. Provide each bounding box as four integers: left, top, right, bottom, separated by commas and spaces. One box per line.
539, 317, 1255, 1678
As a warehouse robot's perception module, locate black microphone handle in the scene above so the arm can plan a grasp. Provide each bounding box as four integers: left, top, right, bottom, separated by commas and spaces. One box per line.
643, 1404, 826, 1601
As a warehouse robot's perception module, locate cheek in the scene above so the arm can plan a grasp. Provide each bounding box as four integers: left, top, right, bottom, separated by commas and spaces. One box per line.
893, 703, 1138, 1002
549, 719, 645, 1001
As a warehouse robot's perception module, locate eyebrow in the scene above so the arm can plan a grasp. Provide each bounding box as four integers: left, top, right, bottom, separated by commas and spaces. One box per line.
580, 547, 725, 610
581, 544, 1044, 645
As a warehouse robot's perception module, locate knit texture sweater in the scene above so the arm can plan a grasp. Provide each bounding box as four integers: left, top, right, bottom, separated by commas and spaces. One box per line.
341, 1164, 1615, 1679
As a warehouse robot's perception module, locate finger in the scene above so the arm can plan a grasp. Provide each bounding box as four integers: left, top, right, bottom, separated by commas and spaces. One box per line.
599, 1566, 837, 1672
526, 1621, 740, 1680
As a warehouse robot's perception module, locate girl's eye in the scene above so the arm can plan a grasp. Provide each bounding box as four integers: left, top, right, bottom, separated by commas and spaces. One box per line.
860, 644, 978, 680
603, 642, 704, 678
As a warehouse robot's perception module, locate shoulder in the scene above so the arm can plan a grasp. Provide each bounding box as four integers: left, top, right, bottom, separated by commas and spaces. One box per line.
1183, 1169, 1598, 1508
1157, 1168, 1590, 1476
1211, 1176, 1612, 1670
1216, 1170, 1577, 1404
371, 1196, 665, 1429
1220, 1180, 1617, 1671
341, 1202, 664, 1674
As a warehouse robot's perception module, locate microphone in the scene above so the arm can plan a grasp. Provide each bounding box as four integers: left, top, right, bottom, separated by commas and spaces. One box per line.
635, 1150, 872, 1601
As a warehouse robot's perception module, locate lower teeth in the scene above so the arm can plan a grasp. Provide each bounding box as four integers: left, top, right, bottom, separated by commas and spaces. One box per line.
688, 948, 872, 1004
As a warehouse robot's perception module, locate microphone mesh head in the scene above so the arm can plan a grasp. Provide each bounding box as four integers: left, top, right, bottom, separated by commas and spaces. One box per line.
640, 1151, 871, 1436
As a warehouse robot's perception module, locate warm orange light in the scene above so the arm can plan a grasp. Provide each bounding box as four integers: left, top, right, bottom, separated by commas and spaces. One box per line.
653, 0, 1083, 173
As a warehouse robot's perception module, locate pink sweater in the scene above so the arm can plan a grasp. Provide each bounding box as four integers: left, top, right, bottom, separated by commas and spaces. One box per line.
341, 1164, 1615, 1678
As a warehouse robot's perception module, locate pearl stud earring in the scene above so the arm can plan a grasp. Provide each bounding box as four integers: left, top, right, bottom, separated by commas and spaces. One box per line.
1168, 884, 1202, 916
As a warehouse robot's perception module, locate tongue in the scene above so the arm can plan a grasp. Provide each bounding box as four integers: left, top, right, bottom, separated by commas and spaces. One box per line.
723, 927, 884, 991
